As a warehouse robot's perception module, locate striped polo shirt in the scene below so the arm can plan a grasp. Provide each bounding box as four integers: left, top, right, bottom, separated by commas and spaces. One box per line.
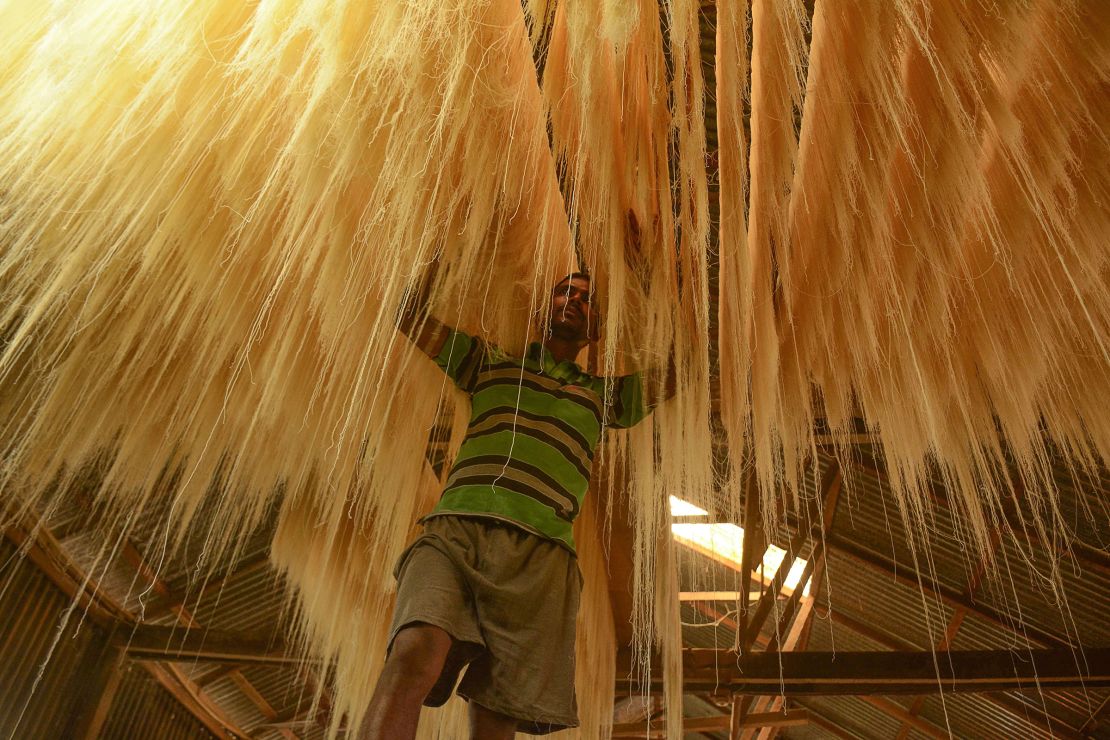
423, 327, 652, 552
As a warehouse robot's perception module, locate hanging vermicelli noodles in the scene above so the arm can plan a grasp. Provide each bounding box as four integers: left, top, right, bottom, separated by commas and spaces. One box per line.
745, 0, 1108, 703
0, 0, 623, 732
538, 3, 714, 734
765, 0, 1108, 561
0, 0, 1107, 737
0, 0, 703, 734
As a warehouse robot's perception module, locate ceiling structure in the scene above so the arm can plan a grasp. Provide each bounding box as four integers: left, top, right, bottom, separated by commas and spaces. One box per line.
4, 439, 1107, 738
0, 1, 1106, 738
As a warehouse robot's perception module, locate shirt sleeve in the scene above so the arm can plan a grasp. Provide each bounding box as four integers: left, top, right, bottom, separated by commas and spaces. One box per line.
598, 372, 654, 429
431, 325, 485, 393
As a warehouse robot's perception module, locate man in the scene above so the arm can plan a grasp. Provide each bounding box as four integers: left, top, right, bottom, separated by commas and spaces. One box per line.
360, 272, 668, 739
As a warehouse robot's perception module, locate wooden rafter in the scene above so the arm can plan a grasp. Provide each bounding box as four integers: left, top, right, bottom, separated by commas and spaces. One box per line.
611, 709, 810, 738
4, 512, 304, 739
261, 694, 331, 736
143, 662, 245, 739
762, 461, 842, 656
111, 532, 301, 740
119, 624, 296, 665
194, 664, 243, 688
737, 467, 766, 647
740, 524, 809, 649
2, 519, 126, 627
619, 647, 1110, 695
68, 639, 126, 739
230, 669, 300, 740
690, 601, 770, 650
1078, 693, 1110, 737
730, 460, 842, 739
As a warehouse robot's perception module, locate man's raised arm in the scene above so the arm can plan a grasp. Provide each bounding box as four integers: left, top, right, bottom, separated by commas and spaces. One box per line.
395, 271, 486, 394
396, 270, 449, 359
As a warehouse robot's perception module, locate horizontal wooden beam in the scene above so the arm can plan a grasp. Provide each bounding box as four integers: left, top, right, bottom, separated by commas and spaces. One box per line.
816, 606, 1084, 739
118, 625, 307, 666
3, 522, 130, 627
610, 709, 809, 737
618, 647, 1109, 696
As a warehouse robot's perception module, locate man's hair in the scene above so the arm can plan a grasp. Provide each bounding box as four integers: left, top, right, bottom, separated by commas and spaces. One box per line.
552, 271, 591, 291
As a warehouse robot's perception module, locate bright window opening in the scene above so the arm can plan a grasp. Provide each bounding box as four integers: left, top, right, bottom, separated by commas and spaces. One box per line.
669, 495, 709, 517
670, 497, 811, 597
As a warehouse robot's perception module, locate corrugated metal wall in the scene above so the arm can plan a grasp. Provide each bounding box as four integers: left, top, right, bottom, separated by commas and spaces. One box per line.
0, 538, 99, 739
101, 665, 216, 740
0, 538, 215, 739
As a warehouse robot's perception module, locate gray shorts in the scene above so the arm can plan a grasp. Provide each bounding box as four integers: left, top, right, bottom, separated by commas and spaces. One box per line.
388, 515, 581, 734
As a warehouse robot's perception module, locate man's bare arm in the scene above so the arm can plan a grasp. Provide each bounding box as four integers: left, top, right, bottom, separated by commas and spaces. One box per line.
396, 269, 449, 358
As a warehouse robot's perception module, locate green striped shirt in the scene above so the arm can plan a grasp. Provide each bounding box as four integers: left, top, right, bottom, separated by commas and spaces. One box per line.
423, 327, 652, 552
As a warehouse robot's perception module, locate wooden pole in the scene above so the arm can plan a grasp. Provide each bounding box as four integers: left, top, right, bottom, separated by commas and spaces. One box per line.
67, 638, 126, 740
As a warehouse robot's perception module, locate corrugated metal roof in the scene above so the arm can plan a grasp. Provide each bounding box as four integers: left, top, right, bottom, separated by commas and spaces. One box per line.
1049, 462, 1110, 550
949, 611, 1038, 650
7, 434, 1105, 739
203, 672, 270, 731
186, 561, 288, 635
818, 549, 954, 649
0, 539, 100, 739
837, 463, 973, 596
804, 615, 892, 653
1005, 687, 1108, 736
976, 530, 1110, 647
101, 664, 218, 740
681, 602, 737, 651
779, 721, 839, 740
917, 692, 1054, 740
797, 696, 907, 738
241, 663, 310, 719
707, 450, 1108, 740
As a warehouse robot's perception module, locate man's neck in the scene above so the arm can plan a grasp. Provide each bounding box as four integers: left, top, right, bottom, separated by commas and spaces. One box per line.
543, 336, 587, 365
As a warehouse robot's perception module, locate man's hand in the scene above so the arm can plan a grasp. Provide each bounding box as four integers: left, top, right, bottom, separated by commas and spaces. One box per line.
396, 270, 433, 337
396, 255, 449, 357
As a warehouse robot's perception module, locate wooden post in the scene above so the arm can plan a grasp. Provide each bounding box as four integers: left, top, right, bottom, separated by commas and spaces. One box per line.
67, 634, 127, 740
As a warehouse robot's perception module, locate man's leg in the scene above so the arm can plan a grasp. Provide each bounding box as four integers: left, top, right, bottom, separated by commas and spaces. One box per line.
469, 701, 517, 740
358, 623, 453, 740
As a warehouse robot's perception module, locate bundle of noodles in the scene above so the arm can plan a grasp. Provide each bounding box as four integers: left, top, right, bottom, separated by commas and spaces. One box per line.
3, 0, 1105, 735
738, 0, 810, 518
538, 2, 713, 734
0, 0, 649, 733
731, 0, 1109, 575
0, 0, 575, 538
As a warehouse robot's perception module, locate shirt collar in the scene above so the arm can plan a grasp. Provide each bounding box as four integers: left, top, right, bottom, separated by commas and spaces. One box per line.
528, 341, 584, 378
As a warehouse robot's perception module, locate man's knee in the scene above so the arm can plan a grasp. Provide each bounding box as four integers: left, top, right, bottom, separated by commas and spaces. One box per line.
383, 623, 453, 692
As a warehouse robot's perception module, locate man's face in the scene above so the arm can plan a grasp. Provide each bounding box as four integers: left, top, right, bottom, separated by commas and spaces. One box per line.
548, 276, 594, 342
